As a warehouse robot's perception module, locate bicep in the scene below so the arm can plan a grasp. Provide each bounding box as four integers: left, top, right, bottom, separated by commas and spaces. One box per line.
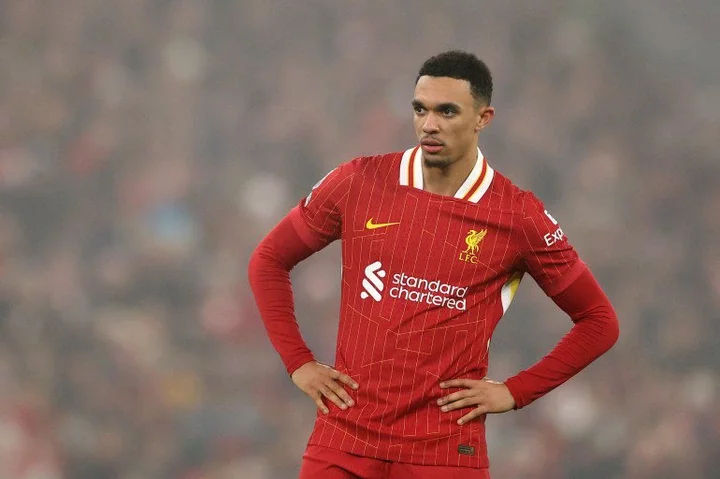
550, 265, 614, 320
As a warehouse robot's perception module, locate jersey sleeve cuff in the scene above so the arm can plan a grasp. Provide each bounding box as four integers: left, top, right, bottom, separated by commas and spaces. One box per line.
504, 375, 530, 409
286, 353, 317, 377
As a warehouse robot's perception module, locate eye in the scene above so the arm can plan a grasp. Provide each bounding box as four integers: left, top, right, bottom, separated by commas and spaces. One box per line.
440, 107, 456, 116
413, 105, 426, 114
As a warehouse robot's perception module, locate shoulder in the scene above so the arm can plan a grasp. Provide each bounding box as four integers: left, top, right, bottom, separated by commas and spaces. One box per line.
346, 151, 405, 176
484, 171, 558, 230
321, 151, 403, 177
321, 150, 406, 189
506, 184, 566, 243
309, 151, 404, 194
483, 169, 534, 213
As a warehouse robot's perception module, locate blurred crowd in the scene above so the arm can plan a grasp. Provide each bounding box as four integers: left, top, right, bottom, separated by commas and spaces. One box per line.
0, 0, 717, 478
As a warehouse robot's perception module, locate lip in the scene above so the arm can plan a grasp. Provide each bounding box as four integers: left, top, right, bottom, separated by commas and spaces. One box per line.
421, 138, 444, 154
421, 141, 443, 154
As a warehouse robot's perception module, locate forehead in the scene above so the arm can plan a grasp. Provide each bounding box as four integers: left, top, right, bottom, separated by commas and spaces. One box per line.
414, 76, 475, 106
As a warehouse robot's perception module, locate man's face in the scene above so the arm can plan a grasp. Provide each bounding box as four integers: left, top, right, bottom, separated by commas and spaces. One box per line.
412, 76, 493, 167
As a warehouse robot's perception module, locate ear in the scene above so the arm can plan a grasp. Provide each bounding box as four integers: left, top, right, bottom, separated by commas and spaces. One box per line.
475, 106, 495, 132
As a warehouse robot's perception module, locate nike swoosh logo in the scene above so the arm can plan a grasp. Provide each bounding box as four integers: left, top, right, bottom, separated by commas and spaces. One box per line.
366, 218, 401, 230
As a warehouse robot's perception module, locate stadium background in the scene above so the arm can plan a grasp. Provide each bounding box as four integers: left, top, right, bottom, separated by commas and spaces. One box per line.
0, 1, 717, 477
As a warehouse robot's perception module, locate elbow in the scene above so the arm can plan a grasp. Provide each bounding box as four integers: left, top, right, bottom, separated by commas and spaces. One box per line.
605, 306, 620, 351
247, 234, 293, 285
581, 303, 620, 354
247, 240, 271, 285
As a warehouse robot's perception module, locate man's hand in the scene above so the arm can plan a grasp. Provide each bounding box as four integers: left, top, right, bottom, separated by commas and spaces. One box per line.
437, 378, 516, 425
291, 361, 359, 415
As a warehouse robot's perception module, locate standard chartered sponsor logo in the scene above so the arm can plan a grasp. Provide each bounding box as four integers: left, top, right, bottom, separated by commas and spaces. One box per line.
360, 261, 467, 311
389, 272, 468, 311
360, 261, 386, 301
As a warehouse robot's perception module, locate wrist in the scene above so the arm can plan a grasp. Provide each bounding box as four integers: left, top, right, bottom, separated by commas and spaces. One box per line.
503, 375, 527, 410
287, 355, 316, 377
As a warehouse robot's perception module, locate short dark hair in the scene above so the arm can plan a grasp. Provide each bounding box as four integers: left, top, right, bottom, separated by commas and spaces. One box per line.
416, 50, 493, 105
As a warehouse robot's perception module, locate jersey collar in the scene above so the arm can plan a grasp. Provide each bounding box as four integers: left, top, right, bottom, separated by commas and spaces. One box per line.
399, 146, 495, 203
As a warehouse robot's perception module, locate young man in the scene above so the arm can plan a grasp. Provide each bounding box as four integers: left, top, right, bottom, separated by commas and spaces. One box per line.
248, 50, 619, 479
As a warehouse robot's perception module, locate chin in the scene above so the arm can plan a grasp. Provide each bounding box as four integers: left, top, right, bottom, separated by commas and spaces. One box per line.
422, 154, 453, 168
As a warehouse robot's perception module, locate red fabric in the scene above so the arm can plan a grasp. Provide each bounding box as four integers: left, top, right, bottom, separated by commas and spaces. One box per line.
247, 207, 325, 375
299, 445, 386, 479
248, 158, 358, 375
504, 266, 620, 409
248, 149, 618, 468
297, 160, 357, 243
300, 445, 491, 479
518, 193, 585, 296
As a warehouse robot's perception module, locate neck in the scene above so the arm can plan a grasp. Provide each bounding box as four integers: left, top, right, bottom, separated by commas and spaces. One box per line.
422, 147, 479, 197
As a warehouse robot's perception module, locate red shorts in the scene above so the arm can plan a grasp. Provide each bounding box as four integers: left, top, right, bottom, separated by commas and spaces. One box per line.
299, 444, 491, 479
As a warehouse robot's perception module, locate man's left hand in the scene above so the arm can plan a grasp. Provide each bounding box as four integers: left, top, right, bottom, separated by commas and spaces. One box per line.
437, 378, 516, 425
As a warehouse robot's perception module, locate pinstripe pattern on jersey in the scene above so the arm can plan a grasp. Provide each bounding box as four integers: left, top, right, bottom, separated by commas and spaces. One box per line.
303, 149, 579, 469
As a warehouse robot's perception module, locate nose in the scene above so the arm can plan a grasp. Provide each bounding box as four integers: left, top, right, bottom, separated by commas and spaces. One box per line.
422, 113, 439, 133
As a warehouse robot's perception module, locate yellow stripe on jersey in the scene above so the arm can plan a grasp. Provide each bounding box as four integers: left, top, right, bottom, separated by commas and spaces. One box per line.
500, 271, 524, 314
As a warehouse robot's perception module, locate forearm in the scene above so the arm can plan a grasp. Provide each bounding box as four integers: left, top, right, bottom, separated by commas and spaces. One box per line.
247, 207, 327, 375
504, 267, 619, 409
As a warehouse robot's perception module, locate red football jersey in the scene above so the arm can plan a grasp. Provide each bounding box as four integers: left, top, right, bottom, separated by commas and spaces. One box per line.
298, 146, 584, 468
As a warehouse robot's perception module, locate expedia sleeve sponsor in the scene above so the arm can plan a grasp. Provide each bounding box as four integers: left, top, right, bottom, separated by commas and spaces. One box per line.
519, 193, 581, 296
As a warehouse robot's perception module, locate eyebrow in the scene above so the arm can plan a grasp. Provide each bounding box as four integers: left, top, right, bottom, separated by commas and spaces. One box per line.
411, 100, 461, 111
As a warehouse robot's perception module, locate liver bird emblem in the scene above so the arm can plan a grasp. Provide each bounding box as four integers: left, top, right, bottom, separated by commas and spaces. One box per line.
463, 229, 487, 254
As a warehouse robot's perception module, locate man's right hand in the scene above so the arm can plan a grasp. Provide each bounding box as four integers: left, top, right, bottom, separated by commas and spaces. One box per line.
291, 361, 359, 414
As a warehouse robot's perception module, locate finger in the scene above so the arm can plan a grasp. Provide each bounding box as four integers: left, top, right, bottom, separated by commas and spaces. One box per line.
437, 389, 473, 406
440, 397, 477, 412
440, 379, 477, 389
327, 381, 355, 407
457, 406, 488, 425
332, 370, 360, 390
312, 392, 329, 415
319, 385, 348, 411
